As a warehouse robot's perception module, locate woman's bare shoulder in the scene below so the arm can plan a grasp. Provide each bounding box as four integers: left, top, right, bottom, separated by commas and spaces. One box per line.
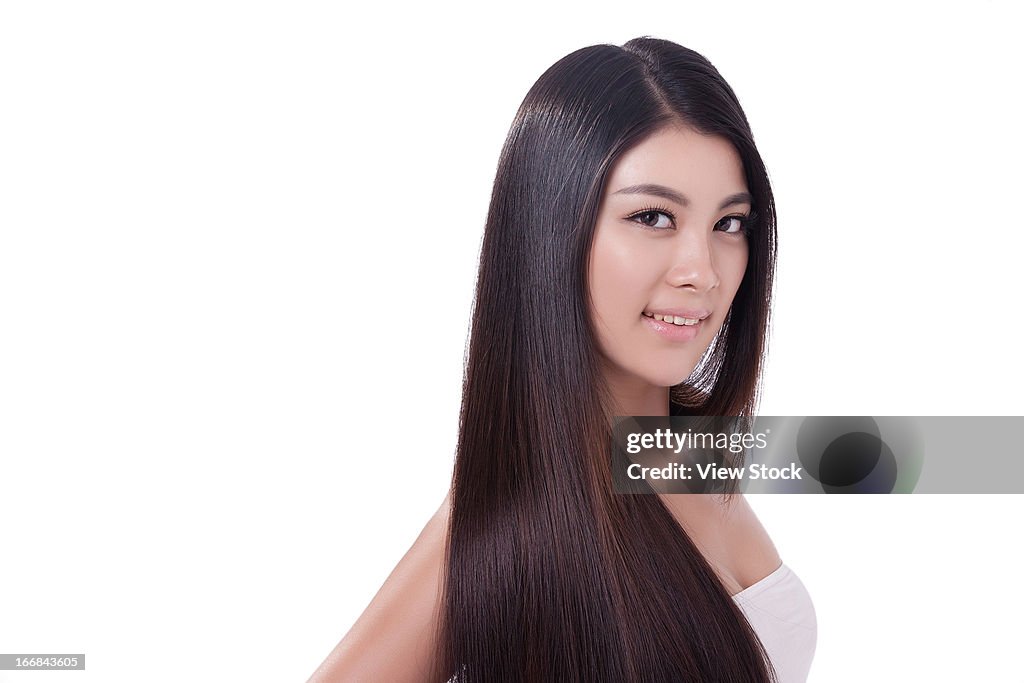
721, 493, 782, 590
306, 490, 451, 683
659, 491, 781, 595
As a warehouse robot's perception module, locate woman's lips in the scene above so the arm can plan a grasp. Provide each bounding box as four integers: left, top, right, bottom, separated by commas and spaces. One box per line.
641, 312, 702, 342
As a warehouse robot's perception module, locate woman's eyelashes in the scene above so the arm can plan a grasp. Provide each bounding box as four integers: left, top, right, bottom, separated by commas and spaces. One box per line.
626, 206, 752, 233
628, 205, 676, 230
716, 215, 749, 234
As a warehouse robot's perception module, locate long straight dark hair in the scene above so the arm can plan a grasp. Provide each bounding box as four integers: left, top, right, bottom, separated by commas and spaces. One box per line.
432, 37, 778, 682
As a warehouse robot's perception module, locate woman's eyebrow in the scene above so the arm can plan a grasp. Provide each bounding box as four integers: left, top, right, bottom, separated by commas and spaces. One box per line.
612, 183, 752, 210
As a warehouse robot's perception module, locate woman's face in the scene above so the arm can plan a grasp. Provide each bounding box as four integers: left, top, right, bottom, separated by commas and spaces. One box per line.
588, 123, 751, 410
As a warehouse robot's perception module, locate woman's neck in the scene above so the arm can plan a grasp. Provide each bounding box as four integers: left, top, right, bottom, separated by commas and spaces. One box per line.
608, 380, 671, 417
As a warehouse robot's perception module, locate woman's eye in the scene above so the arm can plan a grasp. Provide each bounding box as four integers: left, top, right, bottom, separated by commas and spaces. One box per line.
631, 210, 674, 230
716, 216, 748, 234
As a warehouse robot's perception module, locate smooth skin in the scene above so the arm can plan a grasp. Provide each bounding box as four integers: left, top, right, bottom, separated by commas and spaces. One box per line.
307, 124, 780, 682
589, 122, 752, 416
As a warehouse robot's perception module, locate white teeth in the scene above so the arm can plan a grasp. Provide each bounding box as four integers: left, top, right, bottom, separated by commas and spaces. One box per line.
644, 312, 701, 326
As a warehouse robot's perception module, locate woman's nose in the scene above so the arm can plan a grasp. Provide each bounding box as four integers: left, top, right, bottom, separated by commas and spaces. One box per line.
665, 233, 720, 292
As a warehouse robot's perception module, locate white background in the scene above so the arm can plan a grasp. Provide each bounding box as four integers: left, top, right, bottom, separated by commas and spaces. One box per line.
1, 2, 1022, 682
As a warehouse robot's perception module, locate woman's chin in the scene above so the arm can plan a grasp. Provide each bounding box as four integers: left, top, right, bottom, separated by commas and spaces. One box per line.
647, 368, 697, 389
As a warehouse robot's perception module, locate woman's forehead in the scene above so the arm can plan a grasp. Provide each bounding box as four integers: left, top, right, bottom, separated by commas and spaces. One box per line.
603, 127, 748, 208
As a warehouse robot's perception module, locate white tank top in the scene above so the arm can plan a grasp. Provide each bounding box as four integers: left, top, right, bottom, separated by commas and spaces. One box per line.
732, 562, 817, 683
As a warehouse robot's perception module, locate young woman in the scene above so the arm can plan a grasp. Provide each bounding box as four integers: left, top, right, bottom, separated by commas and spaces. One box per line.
310, 36, 817, 683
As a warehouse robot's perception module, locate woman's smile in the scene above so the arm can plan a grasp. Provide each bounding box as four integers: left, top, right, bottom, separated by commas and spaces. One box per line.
640, 310, 706, 342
